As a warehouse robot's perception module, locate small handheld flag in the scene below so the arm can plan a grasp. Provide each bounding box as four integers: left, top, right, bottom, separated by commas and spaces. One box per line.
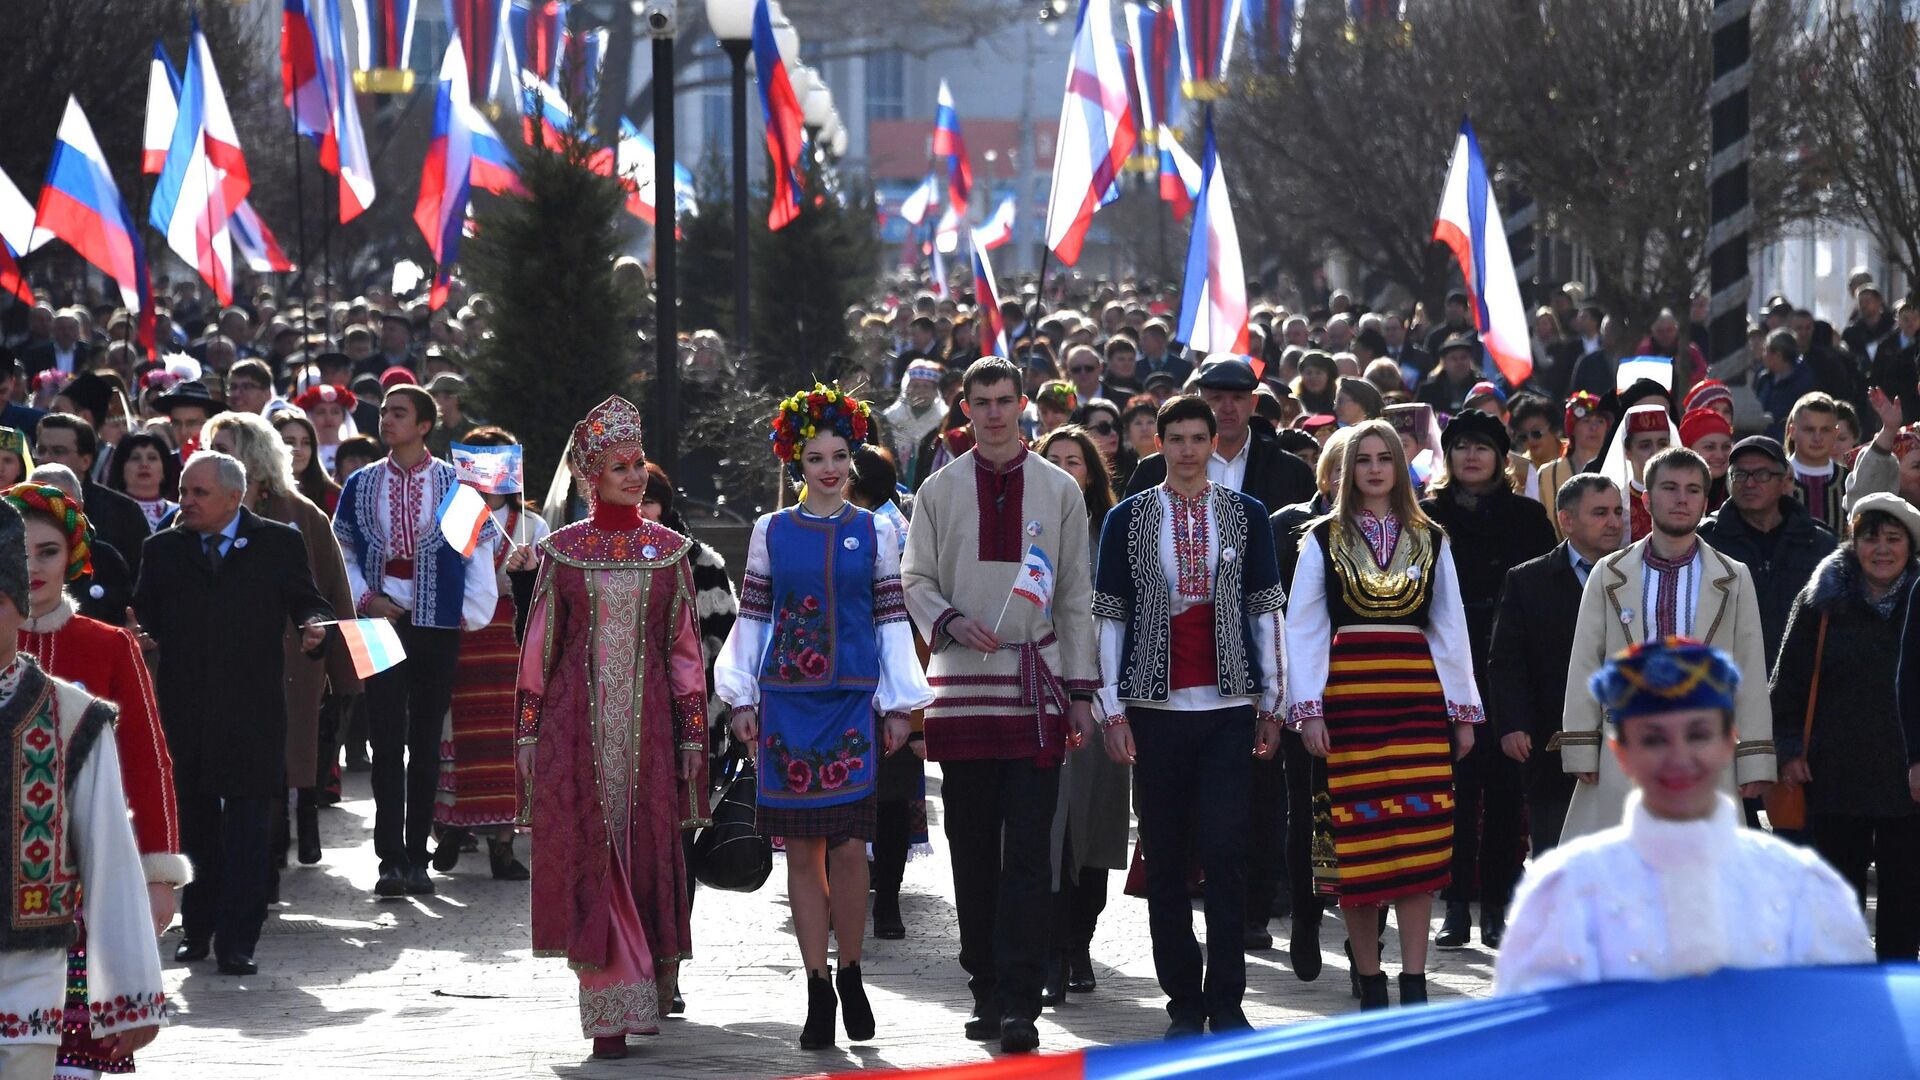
332, 618, 408, 678
437, 481, 492, 557
450, 442, 524, 494
1013, 544, 1056, 611
1615, 355, 1675, 393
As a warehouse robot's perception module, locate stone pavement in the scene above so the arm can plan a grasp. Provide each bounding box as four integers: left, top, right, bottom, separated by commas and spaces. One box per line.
138, 770, 1497, 1078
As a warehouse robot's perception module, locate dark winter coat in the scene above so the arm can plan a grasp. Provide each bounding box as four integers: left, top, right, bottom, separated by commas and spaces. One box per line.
1773, 550, 1917, 818
1697, 497, 1837, 671
1270, 494, 1330, 613
1420, 485, 1557, 679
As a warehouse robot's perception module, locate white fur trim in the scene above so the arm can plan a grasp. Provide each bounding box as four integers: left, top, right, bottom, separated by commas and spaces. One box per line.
142, 851, 194, 887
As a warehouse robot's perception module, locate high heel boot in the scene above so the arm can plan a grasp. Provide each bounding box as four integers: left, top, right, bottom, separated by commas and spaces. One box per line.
837, 962, 875, 1041
799, 968, 838, 1050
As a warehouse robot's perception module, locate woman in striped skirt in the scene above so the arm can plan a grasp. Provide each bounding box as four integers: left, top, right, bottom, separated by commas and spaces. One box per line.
1284, 419, 1483, 1010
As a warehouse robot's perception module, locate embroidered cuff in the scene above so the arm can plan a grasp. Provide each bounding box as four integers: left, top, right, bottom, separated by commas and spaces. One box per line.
740, 571, 774, 621
1090, 590, 1126, 620
1099, 712, 1129, 729
355, 590, 378, 617
874, 578, 910, 625
1285, 700, 1323, 730
514, 692, 543, 742
1553, 729, 1603, 772
89, 990, 167, 1033
1447, 702, 1487, 725
1246, 582, 1287, 616
880, 710, 911, 723
1735, 740, 1777, 785
933, 607, 964, 644
673, 690, 708, 747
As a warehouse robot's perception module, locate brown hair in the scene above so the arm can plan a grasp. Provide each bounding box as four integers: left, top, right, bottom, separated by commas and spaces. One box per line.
1034, 425, 1116, 525
1315, 419, 1437, 537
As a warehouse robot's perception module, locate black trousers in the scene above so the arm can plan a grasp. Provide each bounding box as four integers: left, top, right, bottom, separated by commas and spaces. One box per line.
1246, 751, 1284, 927
873, 799, 912, 903
1048, 830, 1110, 955
1131, 705, 1252, 1023
941, 755, 1061, 1023
1522, 752, 1577, 857
1280, 728, 1326, 924
364, 620, 462, 869
179, 790, 272, 959
1812, 812, 1920, 961
1441, 728, 1526, 910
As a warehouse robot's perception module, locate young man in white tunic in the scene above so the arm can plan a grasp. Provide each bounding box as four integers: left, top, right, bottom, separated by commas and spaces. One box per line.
0, 499, 166, 1077
1499, 638, 1870, 993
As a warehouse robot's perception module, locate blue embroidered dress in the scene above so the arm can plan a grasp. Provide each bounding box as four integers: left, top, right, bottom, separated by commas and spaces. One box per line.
716, 505, 932, 839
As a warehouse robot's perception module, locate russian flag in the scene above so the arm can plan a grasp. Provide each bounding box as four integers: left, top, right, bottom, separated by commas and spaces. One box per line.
1172, 0, 1244, 97
1175, 115, 1250, 359
933, 80, 973, 219
447, 0, 513, 103
231, 199, 295, 272
519, 71, 576, 149
969, 231, 1010, 359
897, 172, 938, 227
752, 0, 806, 231
415, 36, 476, 310
1433, 116, 1531, 386
352, 0, 418, 69
1043, 0, 1138, 266
614, 119, 693, 229
437, 481, 491, 556
1157, 124, 1201, 220
288, 0, 377, 221
976, 193, 1017, 251
35, 97, 153, 332
508, 0, 566, 83
0, 169, 40, 305
471, 109, 525, 195
144, 43, 180, 175
335, 618, 408, 678
151, 18, 251, 306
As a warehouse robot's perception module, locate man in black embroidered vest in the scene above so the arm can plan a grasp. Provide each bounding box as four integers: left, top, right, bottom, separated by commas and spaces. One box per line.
1094, 396, 1285, 1038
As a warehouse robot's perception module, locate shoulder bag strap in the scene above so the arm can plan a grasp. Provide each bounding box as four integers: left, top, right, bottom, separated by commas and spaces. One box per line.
1800, 612, 1829, 755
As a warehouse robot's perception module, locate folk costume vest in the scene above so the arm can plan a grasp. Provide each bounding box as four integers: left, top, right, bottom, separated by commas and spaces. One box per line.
1, 658, 114, 952
335, 458, 484, 630
755, 507, 884, 692
1314, 517, 1440, 630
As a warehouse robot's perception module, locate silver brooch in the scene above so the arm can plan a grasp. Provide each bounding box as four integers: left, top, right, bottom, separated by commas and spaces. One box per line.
88, 584, 105, 599
1027, 520, 1043, 537
1221, 546, 1237, 563
843, 535, 860, 550
1407, 565, 1421, 581
233, 537, 249, 550
1620, 607, 1635, 625
641, 544, 658, 559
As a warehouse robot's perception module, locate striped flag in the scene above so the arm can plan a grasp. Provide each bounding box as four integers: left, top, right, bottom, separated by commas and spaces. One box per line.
1175, 115, 1249, 358
230, 200, 295, 272
1615, 355, 1674, 393
898, 172, 938, 227
286, 0, 376, 220
352, 0, 418, 71
0, 168, 39, 305
1172, 0, 1244, 99
1157, 124, 1201, 220
416, 36, 477, 309
1011, 544, 1056, 613
446, 0, 513, 103
1043, 0, 1138, 266
151, 17, 251, 306
37, 97, 155, 354
975, 193, 1017, 251
437, 479, 492, 556
969, 230, 1010, 358
144, 44, 180, 175
335, 618, 408, 677
1433, 117, 1531, 386
752, 0, 806, 230
507, 0, 566, 82
933, 80, 972, 219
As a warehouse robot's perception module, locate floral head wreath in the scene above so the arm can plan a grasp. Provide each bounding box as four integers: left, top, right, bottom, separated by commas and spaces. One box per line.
769, 383, 872, 480
2, 482, 93, 583
1036, 379, 1080, 414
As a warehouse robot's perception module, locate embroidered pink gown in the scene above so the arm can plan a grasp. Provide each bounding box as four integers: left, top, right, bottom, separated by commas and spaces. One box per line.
515, 511, 710, 1038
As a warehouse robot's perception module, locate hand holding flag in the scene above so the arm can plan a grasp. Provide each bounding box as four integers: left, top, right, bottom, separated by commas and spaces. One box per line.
326, 618, 408, 678
438, 482, 492, 557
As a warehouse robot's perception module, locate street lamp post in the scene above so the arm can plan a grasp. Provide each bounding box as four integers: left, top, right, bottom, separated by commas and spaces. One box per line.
706, 0, 760, 354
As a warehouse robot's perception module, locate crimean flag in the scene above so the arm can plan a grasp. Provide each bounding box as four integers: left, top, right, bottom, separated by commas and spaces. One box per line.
976, 193, 1017, 251
144, 43, 180, 175
1433, 117, 1531, 386
286, 0, 377, 220
36, 96, 155, 355
151, 16, 252, 306
0, 168, 40, 305
507, 0, 566, 82
1174, 114, 1250, 359
933, 80, 973, 219
436, 480, 491, 556
450, 442, 524, 494
752, 0, 806, 230
1157, 124, 1201, 221
334, 618, 408, 677
1011, 544, 1056, 613
1043, 0, 1139, 266
415, 36, 477, 310
969, 230, 1010, 359
230, 199, 295, 272
1172, 0, 1245, 99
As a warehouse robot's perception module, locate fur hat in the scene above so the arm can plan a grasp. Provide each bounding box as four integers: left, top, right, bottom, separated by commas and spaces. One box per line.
0, 498, 28, 618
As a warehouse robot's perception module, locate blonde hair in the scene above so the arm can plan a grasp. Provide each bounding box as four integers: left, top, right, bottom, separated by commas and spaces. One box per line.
201, 411, 294, 498
1315, 419, 1436, 537
1783, 391, 1839, 458
1316, 426, 1356, 496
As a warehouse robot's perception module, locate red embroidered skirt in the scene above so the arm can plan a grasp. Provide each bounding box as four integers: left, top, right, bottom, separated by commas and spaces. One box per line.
436, 598, 520, 828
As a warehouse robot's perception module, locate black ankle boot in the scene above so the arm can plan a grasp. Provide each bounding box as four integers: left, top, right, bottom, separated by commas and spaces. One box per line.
296, 794, 322, 865
431, 829, 468, 873
1040, 951, 1068, 1007
1481, 903, 1507, 950
837, 962, 875, 1041
1398, 972, 1428, 1005
1290, 915, 1322, 982
488, 836, 529, 881
1067, 948, 1096, 993
1434, 900, 1472, 948
872, 889, 905, 940
799, 968, 837, 1049
1357, 972, 1390, 1011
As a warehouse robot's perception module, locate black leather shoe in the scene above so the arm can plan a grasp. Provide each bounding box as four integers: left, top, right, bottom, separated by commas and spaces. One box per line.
1480, 904, 1507, 950
1039, 952, 1067, 1007
296, 803, 322, 865
963, 1012, 1001, 1041
1290, 916, 1323, 982
1209, 1008, 1253, 1034
1435, 900, 1472, 948
216, 954, 258, 976
1165, 1015, 1206, 1039
1243, 924, 1274, 951
668, 991, 685, 1015
405, 865, 435, 895
431, 830, 467, 873
1066, 950, 1096, 994
374, 865, 407, 898
174, 939, 210, 962
999, 1017, 1039, 1054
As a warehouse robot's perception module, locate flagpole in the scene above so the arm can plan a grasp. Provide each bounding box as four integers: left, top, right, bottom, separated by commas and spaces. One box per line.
323, 168, 335, 346
290, 115, 310, 342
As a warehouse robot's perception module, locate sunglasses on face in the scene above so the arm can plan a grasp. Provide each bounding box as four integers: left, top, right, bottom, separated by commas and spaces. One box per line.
1068, 365, 1098, 375
1516, 427, 1552, 443
1086, 421, 1116, 435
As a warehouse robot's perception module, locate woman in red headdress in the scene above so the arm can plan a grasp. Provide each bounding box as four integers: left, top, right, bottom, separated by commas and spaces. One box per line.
514, 396, 710, 1060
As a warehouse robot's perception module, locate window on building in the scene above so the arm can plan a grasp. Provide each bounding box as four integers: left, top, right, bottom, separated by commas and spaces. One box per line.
866, 53, 905, 121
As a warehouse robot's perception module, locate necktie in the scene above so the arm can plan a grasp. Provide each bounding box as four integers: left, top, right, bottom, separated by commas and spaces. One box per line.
1574, 557, 1591, 578
204, 533, 224, 571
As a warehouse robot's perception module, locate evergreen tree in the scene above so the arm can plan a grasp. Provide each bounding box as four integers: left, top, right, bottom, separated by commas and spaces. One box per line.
464, 119, 635, 486
679, 154, 737, 340
748, 158, 880, 386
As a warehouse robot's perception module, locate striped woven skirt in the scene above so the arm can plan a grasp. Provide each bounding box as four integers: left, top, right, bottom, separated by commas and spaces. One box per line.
435, 599, 520, 829
1311, 626, 1456, 908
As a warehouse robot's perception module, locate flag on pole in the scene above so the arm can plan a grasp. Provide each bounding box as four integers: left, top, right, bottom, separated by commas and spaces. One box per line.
752, 0, 806, 230
1175, 115, 1250, 359
976, 193, 1017, 251
447, 0, 513, 103
1123, 3, 1179, 147
615, 118, 695, 226
1011, 544, 1056, 613
37, 97, 154, 351
933, 80, 973, 219
230, 200, 295, 272
934, 204, 962, 255
1433, 117, 1532, 386
969, 231, 1010, 358
334, 618, 408, 677
151, 17, 252, 306
518, 71, 577, 148
508, 0, 567, 82
416, 36, 477, 310
1158, 124, 1201, 220
1043, 0, 1139, 266
929, 242, 949, 302
352, 0, 418, 71
470, 109, 525, 195
144, 44, 181, 175
437, 480, 492, 556
451, 442, 524, 493
1172, 0, 1245, 99
898, 172, 938, 227
0, 169, 39, 306
286, 0, 376, 220
562, 26, 608, 102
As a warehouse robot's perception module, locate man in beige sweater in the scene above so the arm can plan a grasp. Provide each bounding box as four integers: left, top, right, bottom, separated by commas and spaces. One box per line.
903, 357, 1098, 1055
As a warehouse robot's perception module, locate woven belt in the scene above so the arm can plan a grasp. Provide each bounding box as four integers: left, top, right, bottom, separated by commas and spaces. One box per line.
383, 558, 414, 578
999, 633, 1066, 750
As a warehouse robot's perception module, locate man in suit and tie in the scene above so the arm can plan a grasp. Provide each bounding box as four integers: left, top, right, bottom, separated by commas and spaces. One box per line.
1488, 474, 1625, 855
1555, 447, 1776, 842
21, 308, 92, 377
135, 452, 333, 975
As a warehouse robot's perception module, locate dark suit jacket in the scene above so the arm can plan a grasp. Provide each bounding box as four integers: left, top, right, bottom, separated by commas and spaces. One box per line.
21, 341, 93, 377
82, 480, 150, 585
1487, 542, 1586, 754
135, 507, 333, 799
1125, 427, 1316, 513
74, 537, 133, 625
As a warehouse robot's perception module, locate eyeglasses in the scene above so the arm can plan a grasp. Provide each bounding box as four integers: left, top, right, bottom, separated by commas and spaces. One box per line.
1068, 365, 1098, 375
1086, 422, 1116, 435
1730, 467, 1786, 484
1516, 428, 1552, 443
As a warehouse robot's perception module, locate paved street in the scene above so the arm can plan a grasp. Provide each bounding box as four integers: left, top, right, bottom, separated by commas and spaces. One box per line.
138, 770, 1498, 1078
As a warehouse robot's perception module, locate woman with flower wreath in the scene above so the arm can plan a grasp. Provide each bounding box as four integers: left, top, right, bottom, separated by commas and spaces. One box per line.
714, 384, 933, 1051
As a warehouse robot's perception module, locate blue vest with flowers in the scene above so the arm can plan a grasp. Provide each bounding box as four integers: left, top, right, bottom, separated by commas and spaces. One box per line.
758, 506, 881, 690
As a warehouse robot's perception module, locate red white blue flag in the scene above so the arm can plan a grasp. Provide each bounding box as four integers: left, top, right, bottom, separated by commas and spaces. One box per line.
151, 17, 251, 306
0, 169, 36, 305
415, 36, 477, 309
753, 0, 805, 230
1172, 0, 1243, 98
508, 0, 566, 83
351, 0, 417, 70
1433, 117, 1531, 386
897, 172, 938, 227
562, 26, 607, 103
1043, 0, 1138, 266
969, 231, 1010, 359
286, 0, 377, 220
231, 199, 295, 273
143, 44, 180, 176
933, 80, 973, 220
446, 0, 513, 103
35, 98, 154, 351
1157, 124, 1201, 220
976, 193, 1017, 251
1011, 544, 1055, 613
1175, 115, 1249, 358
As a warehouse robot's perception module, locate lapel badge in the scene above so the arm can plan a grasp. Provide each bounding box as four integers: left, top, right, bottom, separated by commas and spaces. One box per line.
233, 536, 249, 550
1026, 520, 1043, 538
641, 544, 658, 559
843, 535, 860, 551
1619, 607, 1635, 625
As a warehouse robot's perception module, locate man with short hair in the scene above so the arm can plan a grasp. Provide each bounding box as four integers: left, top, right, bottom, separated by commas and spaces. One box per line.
902, 356, 1097, 1055
36, 413, 150, 583
333, 388, 499, 898
1101, 336, 1140, 400
1696, 435, 1837, 671
1565, 306, 1615, 398
1755, 330, 1817, 439
1096, 395, 1284, 1038
22, 308, 91, 377
343, 324, 380, 376
424, 373, 476, 459
1490, 474, 1624, 856
224, 358, 277, 416
1557, 447, 1775, 842
1382, 313, 1429, 392
377, 313, 418, 372
1783, 393, 1850, 535
1424, 291, 1479, 364
1063, 345, 1103, 403
137, 452, 333, 975
1137, 320, 1191, 384
1416, 334, 1482, 414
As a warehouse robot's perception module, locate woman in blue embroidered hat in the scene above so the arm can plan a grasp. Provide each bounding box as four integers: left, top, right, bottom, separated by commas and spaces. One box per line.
1495, 638, 1871, 994
715, 383, 933, 1051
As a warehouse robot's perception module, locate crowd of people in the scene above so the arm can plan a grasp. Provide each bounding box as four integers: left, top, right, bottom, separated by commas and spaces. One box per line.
0, 260, 1913, 1074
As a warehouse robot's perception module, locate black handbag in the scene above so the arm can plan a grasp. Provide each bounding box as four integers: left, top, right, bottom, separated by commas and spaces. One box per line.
692, 757, 773, 892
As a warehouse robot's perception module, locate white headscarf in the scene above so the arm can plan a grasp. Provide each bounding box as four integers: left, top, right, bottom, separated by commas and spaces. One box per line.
1601, 403, 1681, 523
